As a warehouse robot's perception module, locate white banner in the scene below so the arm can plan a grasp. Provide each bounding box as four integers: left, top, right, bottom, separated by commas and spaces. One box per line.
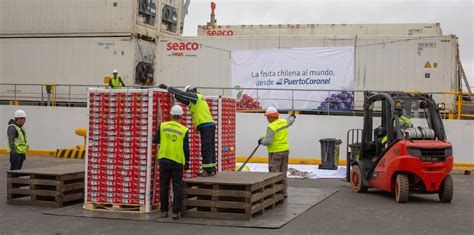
231, 47, 355, 110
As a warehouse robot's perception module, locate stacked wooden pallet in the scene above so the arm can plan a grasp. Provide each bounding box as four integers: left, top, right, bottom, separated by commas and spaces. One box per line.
183, 172, 286, 220
7, 164, 85, 207
83, 202, 159, 213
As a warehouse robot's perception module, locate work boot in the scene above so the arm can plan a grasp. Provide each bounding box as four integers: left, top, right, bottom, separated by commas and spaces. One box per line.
172, 212, 181, 220
160, 212, 168, 218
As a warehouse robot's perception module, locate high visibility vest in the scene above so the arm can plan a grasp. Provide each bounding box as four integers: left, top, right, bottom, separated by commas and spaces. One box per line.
265, 119, 289, 153
110, 76, 123, 89
189, 94, 214, 128
7, 124, 29, 154
381, 115, 414, 144
399, 115, 414, 129
157, 121, 188, 165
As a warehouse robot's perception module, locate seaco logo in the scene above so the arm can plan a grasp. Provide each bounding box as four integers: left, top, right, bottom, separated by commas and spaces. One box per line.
166, 42, 199, 51
206, 30, 234, 36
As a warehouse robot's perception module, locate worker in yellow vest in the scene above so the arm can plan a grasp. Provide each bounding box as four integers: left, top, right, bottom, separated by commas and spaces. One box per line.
153, 105, 189, 219
159, 84, 216, 177
377, 100, 414, 156
259, 107, 296, 198
108, 69, 126, 89
7, 110, 29, 170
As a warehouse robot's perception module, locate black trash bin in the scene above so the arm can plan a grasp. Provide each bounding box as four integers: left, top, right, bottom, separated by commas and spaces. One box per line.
319, 138, 343, 170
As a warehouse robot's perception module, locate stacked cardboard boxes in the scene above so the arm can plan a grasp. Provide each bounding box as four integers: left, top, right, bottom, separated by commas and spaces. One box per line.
84, 88, 236, 212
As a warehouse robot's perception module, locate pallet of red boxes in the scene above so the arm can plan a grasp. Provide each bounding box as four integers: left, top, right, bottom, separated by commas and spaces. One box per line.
83, 88, 236, 213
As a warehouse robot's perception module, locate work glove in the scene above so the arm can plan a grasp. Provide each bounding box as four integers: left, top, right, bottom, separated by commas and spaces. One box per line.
158, 84, 168, 90
184, 163, 190, 170
289, 111, 296, 118
258, 137, 263, 145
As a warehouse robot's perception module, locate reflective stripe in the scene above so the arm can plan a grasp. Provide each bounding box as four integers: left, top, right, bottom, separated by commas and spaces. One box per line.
163, 128, 184, 136
275, 125, 289, 133
157, 121, 188, 165
202, 163, 216, 168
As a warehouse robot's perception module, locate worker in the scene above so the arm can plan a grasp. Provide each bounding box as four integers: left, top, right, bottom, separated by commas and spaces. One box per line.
158, 84, 216, 177
379, 100, 414, 152
393, 100, 413, 129
259, 107, 296, 198
108, 69, 126, 89
153, 105, 190, 219
7, 110, 29, 170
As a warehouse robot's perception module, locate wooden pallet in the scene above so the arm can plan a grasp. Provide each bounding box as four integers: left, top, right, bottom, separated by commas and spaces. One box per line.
83, 203, 159, 213
183, 172, 286, 220
7, 164, 85, 207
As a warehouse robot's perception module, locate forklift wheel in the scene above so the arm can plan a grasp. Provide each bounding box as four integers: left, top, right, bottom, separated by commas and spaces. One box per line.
351, 165, 368, 193
439, 174, 454, 203
395, 174, 409, 203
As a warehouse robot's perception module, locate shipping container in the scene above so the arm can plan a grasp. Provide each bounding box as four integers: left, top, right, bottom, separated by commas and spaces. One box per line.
197, 23, 442, 37
0, 0, 184, 38
0, 37, 155, 102
156, 35, 458, 110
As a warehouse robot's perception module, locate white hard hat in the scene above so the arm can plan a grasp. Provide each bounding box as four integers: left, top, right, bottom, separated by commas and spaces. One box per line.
264, 107, 279, 117
14, 110, 27, 118
184, 85, 197, 92
113, 69, 118, 73
170, 105, 184, 116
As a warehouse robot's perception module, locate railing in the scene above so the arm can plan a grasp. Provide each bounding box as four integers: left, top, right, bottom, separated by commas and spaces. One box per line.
0, 83, 472, 119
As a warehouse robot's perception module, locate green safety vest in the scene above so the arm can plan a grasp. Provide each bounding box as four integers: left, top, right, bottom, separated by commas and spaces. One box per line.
157, 121, 188, 165
265, 119, 290, 153
110, 76, 123, 89
7, 124, 29, 154
189, 94, 214, 128
381, 115, 413, 144
398, 115, 414, 129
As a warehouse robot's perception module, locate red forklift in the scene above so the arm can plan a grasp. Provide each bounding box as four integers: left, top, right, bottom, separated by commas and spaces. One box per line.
346, 92, 454, 203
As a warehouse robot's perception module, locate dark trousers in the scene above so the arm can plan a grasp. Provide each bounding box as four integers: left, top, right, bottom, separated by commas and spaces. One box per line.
199, 125, 216, 170
10, 153, 26, 170
159, 159, 183, 214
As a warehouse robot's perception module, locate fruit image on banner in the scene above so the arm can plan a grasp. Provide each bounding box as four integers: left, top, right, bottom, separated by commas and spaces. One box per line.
317, 91, 354, 111
235, 86, 262, 110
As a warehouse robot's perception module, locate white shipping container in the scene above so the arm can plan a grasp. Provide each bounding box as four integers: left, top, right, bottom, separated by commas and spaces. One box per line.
197, 23, 442, 37
0, 37, 155, 101
156, 35, 458, 109
0, 0, 183, 37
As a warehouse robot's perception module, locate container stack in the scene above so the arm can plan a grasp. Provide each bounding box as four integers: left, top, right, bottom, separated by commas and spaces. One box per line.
0, 0, 185, 98
84, 88, 236, 212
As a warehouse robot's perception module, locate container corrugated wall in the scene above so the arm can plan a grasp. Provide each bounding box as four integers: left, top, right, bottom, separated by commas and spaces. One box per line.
197, 23, 442, 37
0, 0, 182, 38
0, 37, 155, 86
